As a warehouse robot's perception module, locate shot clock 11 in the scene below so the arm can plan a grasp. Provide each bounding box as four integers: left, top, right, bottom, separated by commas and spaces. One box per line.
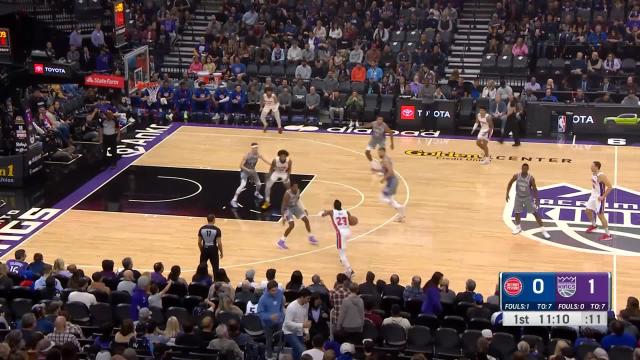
500, 272, 610, 326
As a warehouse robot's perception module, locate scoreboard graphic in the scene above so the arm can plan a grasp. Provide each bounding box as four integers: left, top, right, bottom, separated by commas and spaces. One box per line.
500, 272, 610, 326
0, 28, 11, 63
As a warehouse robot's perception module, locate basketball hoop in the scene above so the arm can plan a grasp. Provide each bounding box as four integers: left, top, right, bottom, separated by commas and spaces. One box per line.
136, 82, 160, 105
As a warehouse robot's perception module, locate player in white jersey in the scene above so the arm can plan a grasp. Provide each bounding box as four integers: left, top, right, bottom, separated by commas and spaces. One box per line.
278, 182, 318, 249
378, 147, 405, 221
359, 116, 394, 172
472, 106, 494, 165
260, 87, 283, 133
261, 149, 292, 209
321, 200, 356, 277
585, 161, 613, 241
230, 143, 271, 208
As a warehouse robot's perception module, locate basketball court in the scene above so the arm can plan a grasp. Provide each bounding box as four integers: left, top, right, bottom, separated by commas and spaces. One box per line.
5, 125, 640, 310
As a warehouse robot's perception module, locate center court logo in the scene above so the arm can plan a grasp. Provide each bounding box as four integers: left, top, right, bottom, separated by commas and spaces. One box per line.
504, 183, 640, 255
406, 150, 572, 163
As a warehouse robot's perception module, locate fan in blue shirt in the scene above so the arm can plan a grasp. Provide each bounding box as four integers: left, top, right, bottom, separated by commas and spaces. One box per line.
601, 320, 637, 350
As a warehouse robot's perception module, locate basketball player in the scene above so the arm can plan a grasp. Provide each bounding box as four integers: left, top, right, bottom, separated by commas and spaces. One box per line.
6, 249, 28, 275
378, 147, 405, 221
321, 200, 354, 277
585, 161, 613, 241
278, 182, 318, 249
505, 163, 551, 239
361, 116, 394, 171
197, 214, 223, 274
261, 149, 292, 210
260, 87, 283, 133
472, 105, 493, 165
230, 143, 270, 208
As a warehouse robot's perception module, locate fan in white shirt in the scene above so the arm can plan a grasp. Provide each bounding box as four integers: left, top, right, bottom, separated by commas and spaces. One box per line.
302, 334, 325, 360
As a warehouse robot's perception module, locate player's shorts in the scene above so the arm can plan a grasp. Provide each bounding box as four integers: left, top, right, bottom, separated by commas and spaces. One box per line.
513, 196, 537, 214
335, 229, 351, 250
586, 195, 605, 214
383, 175, 398, 196
269, 172, 289, 184
477, 129, 491, 141
366, 137, 386, 151
284, 205, 306, 221
240, 170, 261, 185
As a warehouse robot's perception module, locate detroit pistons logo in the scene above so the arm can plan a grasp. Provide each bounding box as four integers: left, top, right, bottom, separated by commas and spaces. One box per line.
503, 277, 523, 296
503, 183, 640, 255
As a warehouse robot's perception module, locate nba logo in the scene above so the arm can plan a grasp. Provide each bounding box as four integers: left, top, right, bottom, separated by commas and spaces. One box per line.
400, 105, 415, 120
557, 115, 567, 133
33, 64, 44, 74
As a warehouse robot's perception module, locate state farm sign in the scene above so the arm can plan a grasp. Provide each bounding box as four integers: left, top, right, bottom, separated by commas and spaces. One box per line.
85, 73, 125, 89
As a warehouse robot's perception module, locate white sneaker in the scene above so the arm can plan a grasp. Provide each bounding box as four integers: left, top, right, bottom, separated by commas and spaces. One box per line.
512, 225, 522, 234
480, 157, 491, 165
355, 121, 360, 127
348, 121, 354, 127
230, 199, 239, 208
254, 192, 264, 200
542, 230, 551, 239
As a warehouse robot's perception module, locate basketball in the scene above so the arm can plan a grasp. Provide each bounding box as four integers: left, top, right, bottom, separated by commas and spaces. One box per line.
349, 215, 358, 226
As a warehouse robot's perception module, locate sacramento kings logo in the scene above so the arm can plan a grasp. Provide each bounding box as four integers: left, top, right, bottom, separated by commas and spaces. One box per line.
557, 276, 577, 298
503, 183, 640, 255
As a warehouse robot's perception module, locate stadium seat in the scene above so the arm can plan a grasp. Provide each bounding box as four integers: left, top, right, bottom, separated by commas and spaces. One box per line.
150, 306, 166, 326
435, 327, 462, 358
497, 55, 513, 75
310, 79, 324, 94
363, 94, 379, 121
286, 65, 297, 79
406, 326, 433, 354
110, 290, 131, 305
247, 64, 258, 78
462, 330, 482, 357
390, 42, 403, 53
458, 97, 474, 127
89, 290, 110, 303
90, 302, 113, 326
608, 346, 634, 360
536, 58, 551, 78
513, 56, 529, 76
65, 301, 91, 324
551, 58, 567, 75
182, 295, 202, 313
415, 313, 439, 331
338, 81, 352, 94
456, 301, 475, 318
466, 305, 491, 320
9, 286, 34, 302
11, 298, 33, 319
115, 303, 131, 323
166, 306, 192, 326
391, 30, 406, 42
522, 326, 549, 342
188, 283, 209, 299
468, 317, 491, 330
442, 315, 467, 333
258, 65, 272, 78
489, 332, 516, 360
216, 311, 241, 325
379, 94, 395, 120
381, 323, 407, 347
271, 64, 285, 78
241, 314, 264, 337
406, 30, 421, 43
381, 295, 403, 315
162, 294, 182, 311
404, 42, 417, 52
362, 319, 379, 342
481, 54, 498, 74
405, 299, 423, 319
621, 58, 636, 74
168, 283, 188, 297
550, 326, 577, 343
351, 81, 366, 95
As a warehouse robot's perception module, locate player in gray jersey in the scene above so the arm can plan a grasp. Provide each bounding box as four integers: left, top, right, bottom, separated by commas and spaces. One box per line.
230, 143, 270, 208
379, 147, 405, 221
277, 182, 318, 249
360, 116, 394, 172
505, 163, 550, 239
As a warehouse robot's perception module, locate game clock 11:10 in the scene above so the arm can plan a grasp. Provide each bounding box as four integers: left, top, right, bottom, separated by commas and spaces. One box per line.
499, 272, 611, 312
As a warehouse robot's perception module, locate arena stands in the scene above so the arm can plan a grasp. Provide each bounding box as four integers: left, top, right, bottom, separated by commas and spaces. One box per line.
0, 250, 636, 360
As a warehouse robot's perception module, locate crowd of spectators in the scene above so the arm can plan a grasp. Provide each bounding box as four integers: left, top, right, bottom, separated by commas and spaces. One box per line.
0, 249, 640, 360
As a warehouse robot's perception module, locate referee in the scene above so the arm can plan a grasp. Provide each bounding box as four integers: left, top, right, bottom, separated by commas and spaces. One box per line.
99, 110, 120, 168
198, 214, 223, 274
